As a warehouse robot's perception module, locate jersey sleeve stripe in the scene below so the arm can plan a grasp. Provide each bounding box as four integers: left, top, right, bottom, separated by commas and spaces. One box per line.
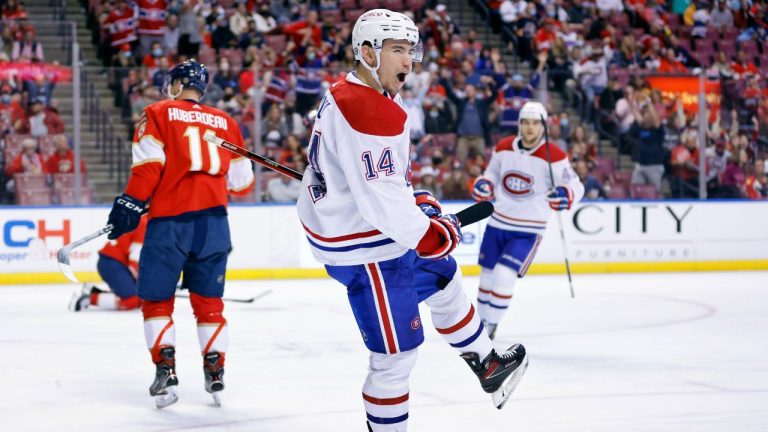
302, 223, 384, 242
132, 135, 166, 166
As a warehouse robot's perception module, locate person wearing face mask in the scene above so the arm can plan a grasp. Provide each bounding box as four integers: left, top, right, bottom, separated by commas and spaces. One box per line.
136, 0, 167, 58
297, 11, 528, 431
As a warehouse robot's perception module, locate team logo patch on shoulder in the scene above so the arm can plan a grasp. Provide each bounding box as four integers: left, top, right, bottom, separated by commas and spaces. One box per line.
502, 170, 534, 196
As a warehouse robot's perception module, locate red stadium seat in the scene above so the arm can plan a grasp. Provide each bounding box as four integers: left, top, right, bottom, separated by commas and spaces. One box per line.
55, 188, 94, 205
630, 184, 659, 199
16, 188, 52, 205
345, 9, 365, 23
52, 173, 88, 191
406, 0, 427, 10
382, 0, 404, 10
610, 171, 632, 188
592, 158, 615, 182
358, 0, 381, 9
321, 9, 342, 23
264, 35, 287, 54
432, 133, 457, 152
606, 186, 629, 199
14, 173, 47, 189
339, 0, 358, 10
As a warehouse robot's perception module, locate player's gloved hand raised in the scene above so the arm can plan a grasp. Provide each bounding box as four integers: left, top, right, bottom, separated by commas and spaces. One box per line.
471, 177, 494, 202
107, 193, 146, 240
416, 213, 462, 260
414, 189, 441, 219
546, 186, 573, 211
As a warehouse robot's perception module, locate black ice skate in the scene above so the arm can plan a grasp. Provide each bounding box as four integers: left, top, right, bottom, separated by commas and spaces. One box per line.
149, 346, 179, 409
461, 343, 528, 409
68, 284, 104, 312
203, 352, 225, 406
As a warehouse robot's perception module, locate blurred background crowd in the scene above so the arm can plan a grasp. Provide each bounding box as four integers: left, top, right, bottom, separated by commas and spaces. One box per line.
1, 0, 766, 204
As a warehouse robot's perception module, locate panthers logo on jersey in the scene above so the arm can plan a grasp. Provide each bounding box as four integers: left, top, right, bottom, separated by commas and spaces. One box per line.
502, 170, 534, 197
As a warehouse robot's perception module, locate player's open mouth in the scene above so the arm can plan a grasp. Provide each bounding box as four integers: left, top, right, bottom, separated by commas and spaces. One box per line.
397, 73, 407, 82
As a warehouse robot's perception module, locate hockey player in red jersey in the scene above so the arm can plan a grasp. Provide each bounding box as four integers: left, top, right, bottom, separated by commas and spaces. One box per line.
69, 215, 147, 312
472, 101, 584, 339
296, 10, 528, 431
105, 59, 254, 408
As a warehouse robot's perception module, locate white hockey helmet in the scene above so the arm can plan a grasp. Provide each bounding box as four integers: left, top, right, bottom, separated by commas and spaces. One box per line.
519, 101, 548, 123
352, 9, 423, 63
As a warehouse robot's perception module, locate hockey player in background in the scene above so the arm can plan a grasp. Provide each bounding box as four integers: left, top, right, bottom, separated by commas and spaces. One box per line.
105, 59, 254, 408
69, 215, 147, 312
472, 101, 585, 339
296, 10, 528, 431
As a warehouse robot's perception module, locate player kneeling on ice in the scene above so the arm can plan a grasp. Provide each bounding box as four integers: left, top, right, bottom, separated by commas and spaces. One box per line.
472, 101, 584, 339
105, 59, 254, 409
69, 215, 147, 312
296, 9, 528, 431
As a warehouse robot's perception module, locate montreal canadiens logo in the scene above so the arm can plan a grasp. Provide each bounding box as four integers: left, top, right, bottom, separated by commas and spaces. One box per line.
503, 170, 534, 196
411, 317, 421, 330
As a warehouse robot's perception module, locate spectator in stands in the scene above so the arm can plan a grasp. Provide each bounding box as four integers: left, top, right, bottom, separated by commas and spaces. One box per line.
212, 14, 237, 51
718, 152, 747, 197
103, 0, 138, 59
669, 128, 700, 198
141, 41, 171, 72
628, 93, 666, 194
710, 1, 734, 30
11, 29, 44, 63
0, 27, 14, 60
214, 58, 240, 91
0, 84, 25, 135
497, 72, 538, 135
441, 163, 471, 200
575, 159, 606, 199
731, 49, 758, 80
278, 134, 304, 167
745, 159, 767, 199
162, 13, 180, 56
261, 104, 288, 144
283, 9, 323, 49
2, 0, 27, 20
416, 165, 440, 198
20, 96, 65, 137
47, 135, 86, 175
136, 0, 167, 57
423, 94, 454, 135
229, 2, 250, 37
439, 69, 497, 164
131, 86, 155, 127
253, 4, 278, 33
177, 0, 203, 58
574, 44, 608, 121
267, 161, 303, 203
4, 138, 46, 196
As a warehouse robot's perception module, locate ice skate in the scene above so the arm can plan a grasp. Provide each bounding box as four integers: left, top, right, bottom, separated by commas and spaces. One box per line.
483, 320, 498, 340
461, 343, 528, 409
149, 346, 179, 409
203, 352, 225, 406
68, 284, 104, 312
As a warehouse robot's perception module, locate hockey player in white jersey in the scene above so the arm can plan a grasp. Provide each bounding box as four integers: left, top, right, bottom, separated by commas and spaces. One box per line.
296, 9, 528, 431
472, 101, 585, 339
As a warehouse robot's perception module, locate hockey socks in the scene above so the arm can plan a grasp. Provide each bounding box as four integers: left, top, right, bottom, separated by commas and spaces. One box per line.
190, 293, 227, 405
426, 276, 493, 359
477, 265, 518, 336
363, 351, 415, 432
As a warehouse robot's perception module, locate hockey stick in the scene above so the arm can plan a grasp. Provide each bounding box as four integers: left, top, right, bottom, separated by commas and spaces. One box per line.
203, 131, 495, 228
542, 115, 575, 298
57, 224, 113, 283
176, 289, 273, 303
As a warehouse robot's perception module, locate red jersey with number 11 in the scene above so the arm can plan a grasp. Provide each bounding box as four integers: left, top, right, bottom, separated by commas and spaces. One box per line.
125, 99, 254, 218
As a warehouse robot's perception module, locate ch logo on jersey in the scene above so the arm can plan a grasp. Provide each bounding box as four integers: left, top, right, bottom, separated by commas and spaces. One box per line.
411, 317, 421, 330
502, 170, 534, 196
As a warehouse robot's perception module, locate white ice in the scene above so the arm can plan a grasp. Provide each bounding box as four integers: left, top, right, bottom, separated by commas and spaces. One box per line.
2, 271, 767, 432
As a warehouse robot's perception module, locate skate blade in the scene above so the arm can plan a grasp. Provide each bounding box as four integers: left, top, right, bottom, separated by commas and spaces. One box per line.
154, 386, 179, 409
211, 391, 222, 407
492, 354, 529, 409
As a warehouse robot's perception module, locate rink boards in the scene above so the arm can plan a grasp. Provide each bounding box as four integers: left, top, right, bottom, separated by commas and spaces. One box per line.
0, 200, 766, 284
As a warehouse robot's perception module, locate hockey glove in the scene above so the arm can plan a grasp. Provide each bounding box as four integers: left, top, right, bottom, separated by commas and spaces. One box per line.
471, 177, 495, 202
414, 189, 442, 219
416, 214, 462, 260
546, 186, 573, 211
107, 193, 146, 240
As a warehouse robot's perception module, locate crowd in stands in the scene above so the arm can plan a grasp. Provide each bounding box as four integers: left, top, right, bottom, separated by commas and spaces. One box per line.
83, 0, 767, 203
0, 1, 88, 204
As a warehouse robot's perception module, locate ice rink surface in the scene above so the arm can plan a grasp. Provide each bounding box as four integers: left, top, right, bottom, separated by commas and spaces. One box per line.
1, 271, 767, 432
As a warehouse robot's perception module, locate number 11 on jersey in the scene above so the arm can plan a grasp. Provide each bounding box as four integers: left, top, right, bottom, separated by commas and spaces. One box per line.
184, 126, 221, 175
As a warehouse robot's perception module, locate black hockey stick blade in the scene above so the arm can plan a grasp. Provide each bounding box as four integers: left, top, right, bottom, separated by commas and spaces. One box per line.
455, 201, 494, 227
57, 224, 114, 283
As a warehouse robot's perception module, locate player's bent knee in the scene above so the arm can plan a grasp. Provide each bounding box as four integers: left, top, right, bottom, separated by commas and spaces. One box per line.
142, 298, 174, 319
368, 349, 418, 382
479, 266, 494, 289
189, 292, 225, 323
492, 264, 519, 296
